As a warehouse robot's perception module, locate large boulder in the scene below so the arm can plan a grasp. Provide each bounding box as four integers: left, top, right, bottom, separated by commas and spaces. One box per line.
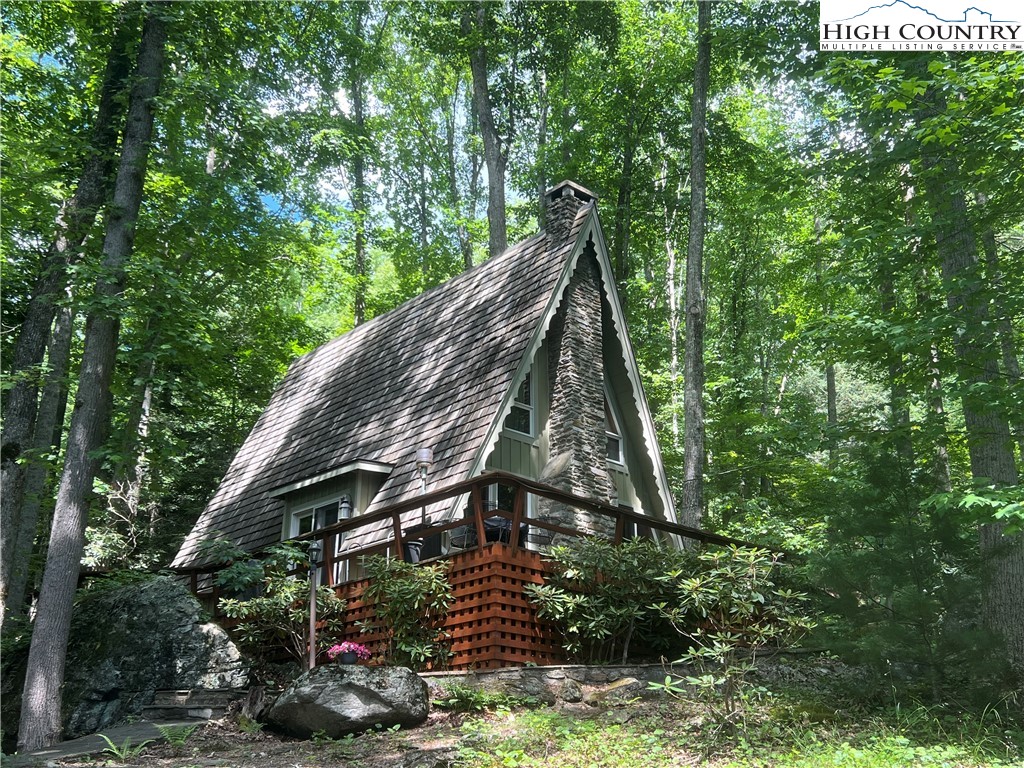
267, 664, 428, 738
2, 574, 248, 747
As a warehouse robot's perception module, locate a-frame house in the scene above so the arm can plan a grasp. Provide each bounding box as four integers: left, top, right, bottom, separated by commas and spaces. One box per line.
172, 181, 685, 666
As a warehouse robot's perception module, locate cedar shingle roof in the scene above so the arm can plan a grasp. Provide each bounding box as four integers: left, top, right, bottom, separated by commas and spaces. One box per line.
172, 202, 594, 569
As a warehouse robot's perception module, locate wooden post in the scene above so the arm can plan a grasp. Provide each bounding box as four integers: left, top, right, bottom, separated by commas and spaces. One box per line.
613, 512, 625, 545
472, 484, 487, 550
324, 532, 335, 587
392, 513, 405, 560
189, 570, 198, 595
509, 482, 524, 549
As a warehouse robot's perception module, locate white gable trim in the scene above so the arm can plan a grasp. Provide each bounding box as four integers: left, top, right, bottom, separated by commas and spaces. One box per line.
267, 460, 394, 498
587, 213, 678, 526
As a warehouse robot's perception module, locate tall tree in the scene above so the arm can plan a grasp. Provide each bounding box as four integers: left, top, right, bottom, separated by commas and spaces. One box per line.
462, 1, 506, 259
0, 5, 134, 627
681, 0, 711, 529
18, 6, 169, 749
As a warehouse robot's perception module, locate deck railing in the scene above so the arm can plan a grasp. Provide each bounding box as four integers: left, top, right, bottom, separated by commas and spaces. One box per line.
174, 470, 763, 596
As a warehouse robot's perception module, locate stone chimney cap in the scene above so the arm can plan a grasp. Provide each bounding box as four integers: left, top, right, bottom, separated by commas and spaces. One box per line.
546, 180, 598, 205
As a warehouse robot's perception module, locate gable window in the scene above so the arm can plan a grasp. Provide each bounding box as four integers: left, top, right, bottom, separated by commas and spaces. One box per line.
605, 397, 623, 464
503, 371, 534, 436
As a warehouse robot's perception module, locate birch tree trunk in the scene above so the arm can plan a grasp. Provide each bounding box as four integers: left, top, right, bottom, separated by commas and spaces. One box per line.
0, 10, 134, 627
463, 2, 506, 260
17, 9, 168, 750
681, 0, 710, 529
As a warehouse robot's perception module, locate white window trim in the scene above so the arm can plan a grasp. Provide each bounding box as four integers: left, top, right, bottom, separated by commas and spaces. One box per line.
290, 496, 349, 539
504, 371, 535, 438
605, 392, 625, 466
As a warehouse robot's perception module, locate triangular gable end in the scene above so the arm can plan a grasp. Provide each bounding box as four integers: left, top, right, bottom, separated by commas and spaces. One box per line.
471, 190, 678, 528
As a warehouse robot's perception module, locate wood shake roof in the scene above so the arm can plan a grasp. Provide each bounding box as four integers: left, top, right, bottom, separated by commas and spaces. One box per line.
172, 202, 594, 569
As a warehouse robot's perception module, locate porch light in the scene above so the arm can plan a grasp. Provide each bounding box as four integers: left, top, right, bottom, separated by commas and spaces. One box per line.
307, 537, 323, 565
307, 537, 322, 671
339, 495, 352, 519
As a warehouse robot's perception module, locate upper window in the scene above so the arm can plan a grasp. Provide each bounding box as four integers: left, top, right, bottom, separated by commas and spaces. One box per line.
293, 498, 345, 537
503, 371, 534, 436
605, 398, 623, 464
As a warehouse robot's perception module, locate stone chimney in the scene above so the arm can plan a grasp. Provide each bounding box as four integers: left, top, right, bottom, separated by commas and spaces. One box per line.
545, 180, 598, 244
538, 235, 616, 541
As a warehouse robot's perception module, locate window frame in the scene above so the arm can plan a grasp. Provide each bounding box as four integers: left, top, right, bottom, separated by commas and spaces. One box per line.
604, 394, 624, 465
504, 371, 535, 437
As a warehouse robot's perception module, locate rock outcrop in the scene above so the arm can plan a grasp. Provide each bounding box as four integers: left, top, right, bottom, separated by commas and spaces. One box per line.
2, 574, 248, 746
267, 664, 429, 738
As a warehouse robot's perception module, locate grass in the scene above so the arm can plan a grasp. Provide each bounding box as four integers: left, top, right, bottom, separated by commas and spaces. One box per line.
450, 693, 1024, 768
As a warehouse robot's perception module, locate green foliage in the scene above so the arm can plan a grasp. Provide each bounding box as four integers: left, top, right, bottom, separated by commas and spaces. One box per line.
154, 723, 198, 749
207, 538, 347, 668
652, 546, 814, 739
99, 733, 152, 762
525, 538, 690, 664
358, 554, 453, 670
810, 445, 1006, 702
432, 682, 539, 713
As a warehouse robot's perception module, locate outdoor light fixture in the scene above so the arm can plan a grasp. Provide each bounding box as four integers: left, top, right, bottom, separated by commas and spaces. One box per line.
307, 537, 322, 671
416, 447, 434, 469
339, 495, 352, 519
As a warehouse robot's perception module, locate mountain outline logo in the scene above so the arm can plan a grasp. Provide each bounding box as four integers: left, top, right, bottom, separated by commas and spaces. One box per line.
819, 0, 1022, 51
825, 1, 1016, 24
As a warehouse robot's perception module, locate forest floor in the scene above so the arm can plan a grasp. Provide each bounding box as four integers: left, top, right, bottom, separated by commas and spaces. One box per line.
34, 682, 1024, 768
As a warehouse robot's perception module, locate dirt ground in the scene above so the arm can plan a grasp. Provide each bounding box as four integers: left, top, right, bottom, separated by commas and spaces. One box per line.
49, 708, 489, 768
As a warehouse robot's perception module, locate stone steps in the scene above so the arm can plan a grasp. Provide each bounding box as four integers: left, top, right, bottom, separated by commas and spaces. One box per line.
141, 688, 248, 722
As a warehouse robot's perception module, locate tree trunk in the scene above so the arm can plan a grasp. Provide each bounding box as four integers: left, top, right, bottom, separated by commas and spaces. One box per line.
5, 304, 75, 621
18, 10, 167, 750
681, 0, 711, 530
976, 192, 1024, 465
350, 4, 368, 326
922, 160, 1022, 684
611, 116, 635, 288
0, 9, 134, 625
463, 2, 506, 260
879, 277, 913, 469
537, 68, 548, 232
445, 87, 473, 270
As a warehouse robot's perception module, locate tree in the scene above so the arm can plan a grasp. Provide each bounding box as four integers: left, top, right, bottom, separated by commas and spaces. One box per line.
18, 6, 168, 749
461, 1, 506, 259
681, 0, 711, 529
1, 3, 135, 627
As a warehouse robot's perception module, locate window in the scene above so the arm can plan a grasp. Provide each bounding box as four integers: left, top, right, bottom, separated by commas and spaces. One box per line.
503, 371, 534, 436
605, 398, 623, 463
294, 500, 341, 538
292, 496, 353, 583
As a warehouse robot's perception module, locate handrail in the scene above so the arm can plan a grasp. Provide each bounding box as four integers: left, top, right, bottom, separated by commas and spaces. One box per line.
170, 469, 783, 588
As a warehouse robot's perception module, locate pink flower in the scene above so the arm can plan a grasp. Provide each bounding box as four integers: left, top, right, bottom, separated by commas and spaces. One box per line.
326, 641, 372, 661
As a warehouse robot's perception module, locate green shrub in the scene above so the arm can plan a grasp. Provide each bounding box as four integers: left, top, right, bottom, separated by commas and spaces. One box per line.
652, 545, 815, 740
205, 539, 347, 668
358, 554, 453, 669
524, 538, 689, 663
